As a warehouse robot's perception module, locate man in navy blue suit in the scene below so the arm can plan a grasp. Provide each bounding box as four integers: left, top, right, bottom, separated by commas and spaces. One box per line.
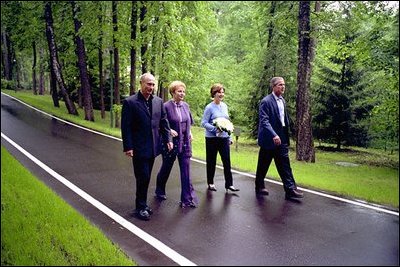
255, 77, 304, 200
121, 73, 173, 220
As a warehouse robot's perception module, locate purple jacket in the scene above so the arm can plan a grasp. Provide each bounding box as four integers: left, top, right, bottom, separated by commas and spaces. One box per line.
164, 100, 194, 157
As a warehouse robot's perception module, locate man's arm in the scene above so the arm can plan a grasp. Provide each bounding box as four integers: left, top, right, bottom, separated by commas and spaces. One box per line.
259, 99, 278, 138
159, 101, 173, 150
121, 99, 134, 152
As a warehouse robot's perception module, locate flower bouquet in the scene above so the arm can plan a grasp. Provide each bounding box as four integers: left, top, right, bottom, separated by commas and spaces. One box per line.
213, 117, 234, 136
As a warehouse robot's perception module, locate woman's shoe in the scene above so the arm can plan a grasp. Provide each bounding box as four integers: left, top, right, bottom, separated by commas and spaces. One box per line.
226, 186, 240, 192
208, 184, 217, 191
180, 202, 197, 208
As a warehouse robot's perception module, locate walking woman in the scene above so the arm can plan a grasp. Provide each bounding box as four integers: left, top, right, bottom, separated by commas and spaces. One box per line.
155, 81, 198, 208
201, 83, 239, 193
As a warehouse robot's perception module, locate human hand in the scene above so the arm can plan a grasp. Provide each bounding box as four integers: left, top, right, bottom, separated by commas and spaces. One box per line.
170, 129, 178, 137
273, 136, 281, 146
189, 133, 194, 142
167, 142, 174, 151
125, 150, 134, 157
216, 128, 222, 137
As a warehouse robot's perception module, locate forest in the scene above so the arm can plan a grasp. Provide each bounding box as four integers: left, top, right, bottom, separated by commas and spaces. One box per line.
1, 1, 399, 160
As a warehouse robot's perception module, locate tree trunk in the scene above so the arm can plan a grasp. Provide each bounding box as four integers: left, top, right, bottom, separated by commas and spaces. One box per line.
14, 55, 20, 89
112, 1, 120, 127
44, 1, 78, 115
39, 47, 45, 95
140, 1, 148, 73
98, 4, 105, 119
71, 0, 94, 121
295, 1, 315, 162
130, 1, 138, 95
49, 64, 60, 107
32, 41, 37, 94
2, 30, 12, 80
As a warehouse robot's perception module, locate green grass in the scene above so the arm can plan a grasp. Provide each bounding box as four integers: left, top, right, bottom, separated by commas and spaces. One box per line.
1, 146, 136, 266
2, 89, 399, 209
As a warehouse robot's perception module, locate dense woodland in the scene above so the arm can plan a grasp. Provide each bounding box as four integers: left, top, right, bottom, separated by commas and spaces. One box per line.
1, 1, 399, 159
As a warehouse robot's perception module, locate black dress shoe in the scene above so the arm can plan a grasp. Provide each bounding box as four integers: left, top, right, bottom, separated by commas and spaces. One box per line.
155, 194, 167, 201
145, 206, 153, 215
256, 188, 269, 196
135, 209, 150, 221
226, 186, 240, 192
285, 189, 304, 199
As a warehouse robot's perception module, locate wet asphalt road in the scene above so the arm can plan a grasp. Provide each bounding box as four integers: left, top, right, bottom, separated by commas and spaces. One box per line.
1, 93, 399, 266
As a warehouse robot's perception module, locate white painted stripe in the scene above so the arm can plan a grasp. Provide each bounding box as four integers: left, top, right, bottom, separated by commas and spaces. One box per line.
1, 132, 197, 266
3, 91, 399, 217
191, 158, 399, 216
2, 92, 122, 141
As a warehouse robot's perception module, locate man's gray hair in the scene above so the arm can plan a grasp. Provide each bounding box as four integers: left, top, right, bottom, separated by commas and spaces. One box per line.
270, 77, 284, 89
140, 72, 154, 82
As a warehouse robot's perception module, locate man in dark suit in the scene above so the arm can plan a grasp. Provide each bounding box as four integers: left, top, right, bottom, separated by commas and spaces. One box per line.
255, 77, 304, 200
121, 73, 173, 221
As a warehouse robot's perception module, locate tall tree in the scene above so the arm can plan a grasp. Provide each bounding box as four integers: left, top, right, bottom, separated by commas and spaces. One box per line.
98, 3, 106, 119
32, 41, 38, 94
49, 62, 60, 107
248, 2, 298, 138
1, 24, 13, 80
38, 47, 45, 95
296, 1, 315, 162
44, 1, 78, 115
112, 1, 120, 127
313, 52, 368, 149
112, 1, 121, 128
71, 0, 94, 121
130, 1, 138, 95
140, 1, 148, 73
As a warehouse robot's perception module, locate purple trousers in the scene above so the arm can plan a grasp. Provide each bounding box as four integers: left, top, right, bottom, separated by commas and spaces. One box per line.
156, 154, 198, 205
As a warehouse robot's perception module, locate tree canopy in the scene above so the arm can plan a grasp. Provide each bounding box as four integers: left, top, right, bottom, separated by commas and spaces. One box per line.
1, 1, 398, 153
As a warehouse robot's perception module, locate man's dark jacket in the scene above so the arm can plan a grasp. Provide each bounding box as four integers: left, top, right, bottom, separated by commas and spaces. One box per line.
257, 93, 290, 149
121, 92, 172, 159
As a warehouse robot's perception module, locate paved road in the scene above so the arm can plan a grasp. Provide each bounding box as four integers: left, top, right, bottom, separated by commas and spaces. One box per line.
1, 93, 399, 266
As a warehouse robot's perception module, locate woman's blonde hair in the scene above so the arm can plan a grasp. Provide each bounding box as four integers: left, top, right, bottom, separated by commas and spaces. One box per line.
168, 81, 186, 96
210, 83, 224, 98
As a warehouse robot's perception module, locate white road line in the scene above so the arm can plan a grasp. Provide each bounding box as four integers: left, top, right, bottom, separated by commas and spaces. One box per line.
2, 92, 398, 216
191, 158, 399, 216
1, 132, 196, 266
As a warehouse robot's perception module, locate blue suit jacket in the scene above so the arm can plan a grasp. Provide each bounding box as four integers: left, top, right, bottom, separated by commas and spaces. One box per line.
121, 93, 172, 159
257, 93, 290, 149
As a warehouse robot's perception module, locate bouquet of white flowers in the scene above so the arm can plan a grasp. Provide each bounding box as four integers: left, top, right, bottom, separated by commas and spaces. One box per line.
213, 117, 234, 136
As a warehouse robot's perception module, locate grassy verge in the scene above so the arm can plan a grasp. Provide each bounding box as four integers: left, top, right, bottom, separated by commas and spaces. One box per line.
1, 146, 136, 266
2, 89, 399, 209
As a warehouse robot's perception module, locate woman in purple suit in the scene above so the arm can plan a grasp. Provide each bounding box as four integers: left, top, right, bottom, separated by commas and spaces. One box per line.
155, 81, 198, 208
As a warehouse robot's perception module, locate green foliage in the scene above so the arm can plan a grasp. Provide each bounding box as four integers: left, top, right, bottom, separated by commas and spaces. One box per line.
312, 2, 398, 150
112, 103, 122, 117
1, 79, 16, 90
247, 1, 299, 138
313, 53, 370, 148
1, 1, 398, 151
